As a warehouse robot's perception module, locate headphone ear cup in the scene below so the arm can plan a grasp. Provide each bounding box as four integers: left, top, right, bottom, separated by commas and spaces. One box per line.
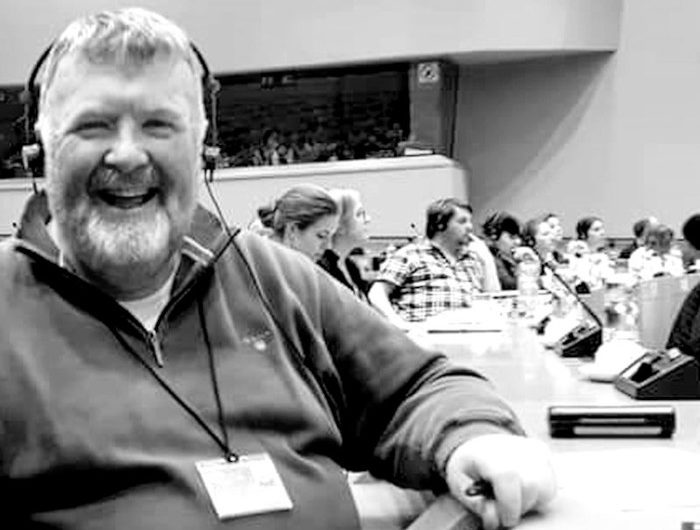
21, 143, 42, 171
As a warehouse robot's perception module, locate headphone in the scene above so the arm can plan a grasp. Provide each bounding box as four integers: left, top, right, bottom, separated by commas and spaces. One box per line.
19, 41, 222, 189
425, 198, 472, 238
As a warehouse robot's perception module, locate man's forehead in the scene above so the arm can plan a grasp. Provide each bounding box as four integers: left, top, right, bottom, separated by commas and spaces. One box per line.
49, 50, 195, 82
42, 51, 201, 112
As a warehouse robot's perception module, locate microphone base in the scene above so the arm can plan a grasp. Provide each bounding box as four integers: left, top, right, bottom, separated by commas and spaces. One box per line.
554, 325, 603, 358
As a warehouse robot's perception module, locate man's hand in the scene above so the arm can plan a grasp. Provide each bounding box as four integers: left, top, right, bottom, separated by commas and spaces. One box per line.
444, 434, 556, 529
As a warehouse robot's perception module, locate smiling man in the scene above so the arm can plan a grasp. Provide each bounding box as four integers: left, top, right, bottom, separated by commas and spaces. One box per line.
0, 8, 554, 530
39, 12, 205, 301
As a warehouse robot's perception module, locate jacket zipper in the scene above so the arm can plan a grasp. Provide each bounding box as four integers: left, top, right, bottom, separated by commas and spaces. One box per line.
148, 330, 164, 367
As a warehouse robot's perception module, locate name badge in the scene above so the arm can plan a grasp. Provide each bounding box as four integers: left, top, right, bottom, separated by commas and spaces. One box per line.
196, 453, 293, 520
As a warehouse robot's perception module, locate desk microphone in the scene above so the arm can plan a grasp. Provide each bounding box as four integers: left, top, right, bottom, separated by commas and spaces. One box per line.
540, 257, 603, 358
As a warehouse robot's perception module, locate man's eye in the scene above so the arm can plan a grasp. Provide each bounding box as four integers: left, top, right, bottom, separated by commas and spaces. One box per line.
75, 121, 110, 133
144, 119, 173, 130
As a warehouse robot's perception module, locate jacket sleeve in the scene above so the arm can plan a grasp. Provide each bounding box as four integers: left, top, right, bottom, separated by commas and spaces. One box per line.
315, 262, 524, 490
239, 235, 524, 491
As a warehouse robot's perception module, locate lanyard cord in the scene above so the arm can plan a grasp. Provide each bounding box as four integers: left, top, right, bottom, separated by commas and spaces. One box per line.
106, 308, 239, 463
197, 295, 236, 461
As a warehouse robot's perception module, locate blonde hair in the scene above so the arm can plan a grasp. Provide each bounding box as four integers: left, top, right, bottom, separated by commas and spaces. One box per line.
329, 188, 361, 240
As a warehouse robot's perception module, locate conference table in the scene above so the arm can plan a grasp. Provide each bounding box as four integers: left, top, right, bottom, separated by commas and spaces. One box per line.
352, 319, 700, 529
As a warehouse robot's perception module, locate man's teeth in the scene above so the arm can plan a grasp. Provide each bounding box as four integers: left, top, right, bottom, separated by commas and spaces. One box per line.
99, 189, 157, 208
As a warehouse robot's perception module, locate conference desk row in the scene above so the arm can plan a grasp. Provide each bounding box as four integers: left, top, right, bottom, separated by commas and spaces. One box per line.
352, 321, 700, 529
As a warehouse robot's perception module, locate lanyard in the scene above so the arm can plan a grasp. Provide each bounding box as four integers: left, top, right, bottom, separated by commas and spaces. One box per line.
108, 296, 238, 462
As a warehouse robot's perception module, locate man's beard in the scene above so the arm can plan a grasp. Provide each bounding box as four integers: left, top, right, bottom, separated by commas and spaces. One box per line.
75, 205, 175, 270
48, 163, 191, 274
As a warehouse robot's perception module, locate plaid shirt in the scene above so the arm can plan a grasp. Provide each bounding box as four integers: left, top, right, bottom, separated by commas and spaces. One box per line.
377, 240, 485, 322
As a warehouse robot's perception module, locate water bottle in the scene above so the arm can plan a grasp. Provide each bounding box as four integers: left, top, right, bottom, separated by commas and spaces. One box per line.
517, 253, 541, 321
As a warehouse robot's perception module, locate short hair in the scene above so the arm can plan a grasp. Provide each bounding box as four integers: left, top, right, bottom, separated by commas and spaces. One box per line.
37, 8, 205, 131
575, 216, 602, 240
543, 212, 559, 223
522, 215, 549, 248
258, 184, 338, 238
682, 214, 700, 251
328, 188, 362, 241
482, 211, 521, 240
645, 223, 674, 248
632, 218, 652, 239
425, 198, 472, 239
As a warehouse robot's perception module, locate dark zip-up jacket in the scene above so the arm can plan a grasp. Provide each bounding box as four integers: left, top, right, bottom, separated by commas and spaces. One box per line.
0, 192, 523, 529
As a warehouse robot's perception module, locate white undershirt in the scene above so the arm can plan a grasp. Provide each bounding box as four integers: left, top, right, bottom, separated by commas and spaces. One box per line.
118, 272, 175, 331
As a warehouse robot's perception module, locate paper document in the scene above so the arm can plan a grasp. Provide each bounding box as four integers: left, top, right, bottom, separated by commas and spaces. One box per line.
424, 307, 505, 333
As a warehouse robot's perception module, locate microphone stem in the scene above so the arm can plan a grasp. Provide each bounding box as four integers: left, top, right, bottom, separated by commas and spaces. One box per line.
541, 259, 603, 328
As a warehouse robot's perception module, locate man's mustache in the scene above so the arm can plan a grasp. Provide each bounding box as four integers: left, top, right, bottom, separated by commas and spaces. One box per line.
90, 166, 158, 189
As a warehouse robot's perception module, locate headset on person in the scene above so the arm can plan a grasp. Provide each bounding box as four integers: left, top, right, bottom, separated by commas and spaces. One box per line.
19, 41, 222, 191
20, 38, 345, 431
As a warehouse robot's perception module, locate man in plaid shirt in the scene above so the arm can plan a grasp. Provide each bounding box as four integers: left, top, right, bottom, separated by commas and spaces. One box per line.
369, 198, 487, 325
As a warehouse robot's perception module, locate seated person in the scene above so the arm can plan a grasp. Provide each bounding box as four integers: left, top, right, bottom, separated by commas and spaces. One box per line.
257, 184, 339, 261
618, 216, 658, 260
567, 216, 614, 290
544, 212, 568, 264
681, 213, 700, 272
667, 214, 700, 359
1, 9, 555, 530
466, 231, 502, 292
521, 215, 582, 301
628, 223, 684, 282
318, 188, 371, 300
522, 215, 557, 265
368, 198, 486, 325
482, 211, 523, 290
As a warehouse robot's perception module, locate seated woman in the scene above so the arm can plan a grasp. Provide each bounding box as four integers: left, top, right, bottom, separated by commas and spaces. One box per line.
567, 216, 614, 290
618, 216, 658, 260
521, 214, 563, 293
544, 213, 568, 264
482, 212, 523, 290
318, 188, 372, 300
522, 215, 557, 264
628, 223, 685, 282
257, 184, 339, 261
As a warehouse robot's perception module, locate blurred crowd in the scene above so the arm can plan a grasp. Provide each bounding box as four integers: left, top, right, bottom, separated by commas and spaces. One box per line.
217, 122, 407, 168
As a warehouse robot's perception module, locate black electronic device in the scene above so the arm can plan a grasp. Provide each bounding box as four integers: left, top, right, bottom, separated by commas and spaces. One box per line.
614, 348, 700, 400
548, 405, 676, 438
540, 260, 603, 358
554, 322, 603, 358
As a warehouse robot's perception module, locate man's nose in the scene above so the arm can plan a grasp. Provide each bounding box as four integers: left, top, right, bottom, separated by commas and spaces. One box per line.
103, 122, 149, 172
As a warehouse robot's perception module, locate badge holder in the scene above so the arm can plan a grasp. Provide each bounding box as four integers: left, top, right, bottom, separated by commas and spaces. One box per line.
196, 453, 293, 520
